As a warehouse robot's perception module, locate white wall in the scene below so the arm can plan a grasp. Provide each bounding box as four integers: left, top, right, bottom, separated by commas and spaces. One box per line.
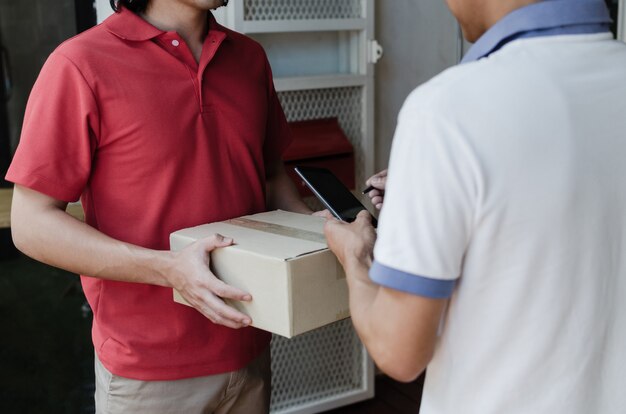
96, 0, 113, 23
373, 0, 460, 171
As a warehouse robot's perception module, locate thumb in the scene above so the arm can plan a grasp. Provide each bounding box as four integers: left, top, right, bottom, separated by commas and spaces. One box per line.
355, 209, 372, 224
201, 233, 234, 252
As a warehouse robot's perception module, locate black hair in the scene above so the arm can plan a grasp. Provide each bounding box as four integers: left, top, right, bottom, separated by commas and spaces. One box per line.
110, 0, 149, 14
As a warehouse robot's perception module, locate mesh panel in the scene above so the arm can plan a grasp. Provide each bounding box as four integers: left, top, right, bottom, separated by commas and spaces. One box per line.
272, 87, 368, 413
270, 319, 365, 413
278, 87, 366, 191
244, 0, 363, 21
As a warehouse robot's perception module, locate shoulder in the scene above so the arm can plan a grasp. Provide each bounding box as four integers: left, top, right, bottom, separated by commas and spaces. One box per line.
39, 22, 126, 88
53, 22, 114, 64
29, 24, 116, 88
400, 63, 479, 118
403, 57, 506, 115
217, 24, 267, 59
213, 24, 272, 81
400, 48, 544, 132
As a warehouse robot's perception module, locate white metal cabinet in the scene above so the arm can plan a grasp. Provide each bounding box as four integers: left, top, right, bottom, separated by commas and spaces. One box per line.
214, 2, 378, 413
215, 0, 379, 193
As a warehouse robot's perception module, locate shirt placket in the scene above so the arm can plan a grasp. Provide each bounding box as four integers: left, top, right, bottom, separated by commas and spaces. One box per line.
154, 31, 226, 114
196, 31, 226, 114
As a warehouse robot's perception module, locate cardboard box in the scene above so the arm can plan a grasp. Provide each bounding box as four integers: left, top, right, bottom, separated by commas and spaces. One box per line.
170, 210, 349, 338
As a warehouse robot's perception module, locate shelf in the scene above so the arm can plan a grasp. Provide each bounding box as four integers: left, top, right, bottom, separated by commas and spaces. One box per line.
274, 74, 367, 92
242, 18, 366, 34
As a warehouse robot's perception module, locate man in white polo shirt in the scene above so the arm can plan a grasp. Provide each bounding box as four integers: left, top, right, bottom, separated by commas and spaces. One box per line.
325, 0, 626, 412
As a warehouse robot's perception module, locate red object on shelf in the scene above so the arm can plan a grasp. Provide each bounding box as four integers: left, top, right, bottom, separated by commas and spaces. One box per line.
283, 118, 355, 197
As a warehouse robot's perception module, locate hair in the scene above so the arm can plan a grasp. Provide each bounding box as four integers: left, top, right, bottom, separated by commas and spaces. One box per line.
110, 0, 150, 14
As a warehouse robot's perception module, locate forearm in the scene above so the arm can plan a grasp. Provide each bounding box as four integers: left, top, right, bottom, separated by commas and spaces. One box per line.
344, 259, 439, 382
344, 260, 382, 359
324, 212, 444, 381
266, 163, 312, 214
11, 185, 257, 329
11, 190, 173, 286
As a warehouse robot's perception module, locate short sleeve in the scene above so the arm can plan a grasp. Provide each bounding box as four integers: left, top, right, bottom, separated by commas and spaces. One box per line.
5, 51, 99, 202
262, 57, 292, 166
371, 93, 480, 299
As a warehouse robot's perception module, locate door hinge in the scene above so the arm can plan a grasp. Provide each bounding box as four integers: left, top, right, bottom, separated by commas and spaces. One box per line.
367, 39, 383, 64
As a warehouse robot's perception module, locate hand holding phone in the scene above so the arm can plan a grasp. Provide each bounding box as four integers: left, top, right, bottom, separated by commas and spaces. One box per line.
294, 166, 378, 227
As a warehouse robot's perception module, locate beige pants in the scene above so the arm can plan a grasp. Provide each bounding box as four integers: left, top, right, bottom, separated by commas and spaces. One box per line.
94, 348, 271, 414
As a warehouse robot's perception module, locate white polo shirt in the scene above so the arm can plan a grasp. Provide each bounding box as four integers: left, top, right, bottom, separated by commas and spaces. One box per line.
372, 33, 626, 413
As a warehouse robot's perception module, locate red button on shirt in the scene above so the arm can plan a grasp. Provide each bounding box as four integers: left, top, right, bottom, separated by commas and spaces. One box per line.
6, 8, 291, 380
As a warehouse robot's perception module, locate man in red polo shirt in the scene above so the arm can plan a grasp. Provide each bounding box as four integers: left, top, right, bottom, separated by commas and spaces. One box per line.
6, 0, 311, 412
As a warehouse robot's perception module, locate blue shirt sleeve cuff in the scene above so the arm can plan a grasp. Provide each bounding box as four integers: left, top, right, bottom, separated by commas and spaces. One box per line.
369, 261, 457, 299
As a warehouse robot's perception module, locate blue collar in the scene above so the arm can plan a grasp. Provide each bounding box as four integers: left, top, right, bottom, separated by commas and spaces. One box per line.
461, 0, 612, 64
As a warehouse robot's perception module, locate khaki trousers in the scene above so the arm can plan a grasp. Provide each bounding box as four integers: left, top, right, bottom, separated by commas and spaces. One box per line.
94, 348, 271, 414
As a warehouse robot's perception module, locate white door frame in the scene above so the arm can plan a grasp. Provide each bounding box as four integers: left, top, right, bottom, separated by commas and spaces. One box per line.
619, 0, 625, 41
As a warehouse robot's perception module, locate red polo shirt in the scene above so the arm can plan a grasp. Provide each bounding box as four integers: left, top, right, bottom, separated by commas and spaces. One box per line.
6, 8, 290, 380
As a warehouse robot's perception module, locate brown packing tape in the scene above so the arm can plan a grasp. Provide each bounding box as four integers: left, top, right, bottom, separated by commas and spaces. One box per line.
225, 217, 346, 280
226, 217, 327, 244
335, 308, 350, 321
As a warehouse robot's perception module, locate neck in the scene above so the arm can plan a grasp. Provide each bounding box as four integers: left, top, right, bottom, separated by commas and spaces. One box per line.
466, 0, 539, 42
484, 0, 540, 32
142, 0, 209, 47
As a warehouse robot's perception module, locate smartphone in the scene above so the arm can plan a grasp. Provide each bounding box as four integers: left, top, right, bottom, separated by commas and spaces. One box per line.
294, 166, 377, 227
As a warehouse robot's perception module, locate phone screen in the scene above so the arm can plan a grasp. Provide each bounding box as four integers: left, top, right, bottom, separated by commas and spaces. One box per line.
294, 166, 377, 227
